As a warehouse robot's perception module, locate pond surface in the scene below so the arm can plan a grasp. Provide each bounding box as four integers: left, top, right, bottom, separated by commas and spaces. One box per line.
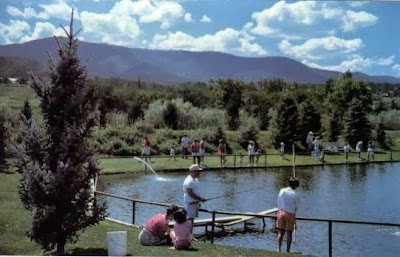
98, 163, 400, 257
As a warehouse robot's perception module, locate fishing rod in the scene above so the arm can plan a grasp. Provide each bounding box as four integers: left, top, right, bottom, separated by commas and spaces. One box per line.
292, 144, 296, 243
190, 185, 266, 205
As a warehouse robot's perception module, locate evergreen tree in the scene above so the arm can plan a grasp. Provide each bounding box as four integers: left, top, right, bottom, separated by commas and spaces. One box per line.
377, 122, 388, 149
271, 95, 299, 148
325, 111, 341, 142
217, 79, 244, 130
324, 74, 372, 141
21, 99, 32, 120
12, 12, 106, 254
344, 98, 371, 147
127, 103, 142, 125
163, 101, 178, 129
0, 109, 7, 172
299, 100, 321, 147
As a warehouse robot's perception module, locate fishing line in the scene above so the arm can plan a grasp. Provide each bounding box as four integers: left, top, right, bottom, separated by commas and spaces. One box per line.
190, 185, 266, 205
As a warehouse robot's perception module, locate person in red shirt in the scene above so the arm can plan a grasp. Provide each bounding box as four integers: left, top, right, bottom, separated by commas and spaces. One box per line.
191, 139, 201, 164
138, 205, 179, 246
141, 136, 152, 162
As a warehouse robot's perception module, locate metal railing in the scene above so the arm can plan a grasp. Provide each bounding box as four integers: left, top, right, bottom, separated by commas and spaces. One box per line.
94, 190, 400, 257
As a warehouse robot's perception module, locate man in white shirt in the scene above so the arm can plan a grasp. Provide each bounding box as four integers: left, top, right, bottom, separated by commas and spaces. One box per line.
183, 164, 206, 237
276, 177, 300, 253
181, 135, 190, 159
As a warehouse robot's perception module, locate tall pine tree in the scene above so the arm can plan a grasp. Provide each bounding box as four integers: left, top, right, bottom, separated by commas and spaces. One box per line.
344, 98, 371, 147
271, 95, 299, 148
217, 79, 244, 130
299, 100, 321, 147
12, 11, 106, 254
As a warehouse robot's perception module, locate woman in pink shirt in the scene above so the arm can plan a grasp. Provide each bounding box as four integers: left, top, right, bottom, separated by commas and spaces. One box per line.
169, 208, 192, 250
138, 205, 179, 246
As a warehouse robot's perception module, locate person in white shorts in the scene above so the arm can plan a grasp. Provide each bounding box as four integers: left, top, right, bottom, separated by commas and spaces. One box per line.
183, 164, 206, 238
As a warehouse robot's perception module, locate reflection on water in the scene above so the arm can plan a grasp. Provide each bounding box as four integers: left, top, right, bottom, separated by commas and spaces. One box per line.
98, 163, 400, 257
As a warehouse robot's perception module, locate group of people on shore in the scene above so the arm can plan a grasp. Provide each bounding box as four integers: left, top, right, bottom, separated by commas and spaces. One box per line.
138, 163, 300, 253
142, 133, 377, 168
142, 135, 207, 165
305, 131, 375, 162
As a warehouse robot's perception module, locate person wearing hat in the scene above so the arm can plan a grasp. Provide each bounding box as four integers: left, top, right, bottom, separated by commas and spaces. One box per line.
183, 164, 206, 238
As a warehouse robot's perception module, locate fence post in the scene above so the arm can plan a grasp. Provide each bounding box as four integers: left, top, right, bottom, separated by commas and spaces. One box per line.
132, 201, 136, 225
211, 211, 216, 244
390, 151, 393, 162
234, 155, 236, 167
329, 221, 332, 257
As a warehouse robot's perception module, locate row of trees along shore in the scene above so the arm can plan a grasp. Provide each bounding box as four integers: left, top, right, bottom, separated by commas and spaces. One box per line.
4, 70, 400, 157
0, 11, 399, 254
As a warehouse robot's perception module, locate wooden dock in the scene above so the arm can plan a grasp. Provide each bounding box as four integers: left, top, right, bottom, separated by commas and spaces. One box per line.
169, 208, 278, 231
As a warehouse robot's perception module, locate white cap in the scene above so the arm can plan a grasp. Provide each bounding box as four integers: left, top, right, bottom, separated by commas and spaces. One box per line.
189, 164, 202, 172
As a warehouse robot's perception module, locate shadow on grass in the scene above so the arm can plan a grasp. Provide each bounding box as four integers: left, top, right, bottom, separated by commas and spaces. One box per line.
68, 247, 108, 256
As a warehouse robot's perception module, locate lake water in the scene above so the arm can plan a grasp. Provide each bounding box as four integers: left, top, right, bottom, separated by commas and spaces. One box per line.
98, 162, 400, 257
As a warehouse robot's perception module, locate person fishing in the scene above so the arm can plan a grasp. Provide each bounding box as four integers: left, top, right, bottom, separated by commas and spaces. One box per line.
183, 164, 206, 240
276, 177, 300, 253
138, 205, 179, 246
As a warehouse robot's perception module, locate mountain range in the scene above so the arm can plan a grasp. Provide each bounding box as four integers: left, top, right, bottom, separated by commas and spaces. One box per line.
0, 37, 399, 85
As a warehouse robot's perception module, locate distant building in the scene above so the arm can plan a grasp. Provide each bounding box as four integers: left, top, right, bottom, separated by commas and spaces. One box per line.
9, 77, 18, 84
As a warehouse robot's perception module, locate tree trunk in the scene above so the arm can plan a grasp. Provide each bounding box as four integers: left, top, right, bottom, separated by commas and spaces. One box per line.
56, 238, 66, 256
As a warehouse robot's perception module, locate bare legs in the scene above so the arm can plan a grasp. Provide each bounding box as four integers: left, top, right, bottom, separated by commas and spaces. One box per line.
277, 229, 293, 253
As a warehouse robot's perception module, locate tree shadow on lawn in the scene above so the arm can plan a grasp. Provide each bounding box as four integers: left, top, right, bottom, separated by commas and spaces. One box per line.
68, 247, 109, 256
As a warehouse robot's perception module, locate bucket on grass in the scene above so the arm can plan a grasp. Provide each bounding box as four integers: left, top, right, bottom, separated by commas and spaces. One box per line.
107, 231, 127, 256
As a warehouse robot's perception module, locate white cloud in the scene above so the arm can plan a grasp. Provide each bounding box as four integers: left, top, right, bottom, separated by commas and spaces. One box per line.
0, 20, 31, 44
249, 1, 376, 37
348, 2, 367, 8
80, 10, 141, 47
20, 22, 65, 42
184, 13, 193, 23
250, 1, 321, 36
342, 10, 377, 32
200, 15, 211, 23
37, 0, 75, 21
111, 0, 186, 29
303, 55, 373, 73
392, 64, 400, 74
7, 6, 38, 19
6, 1, 74, 21
376, 56, 395, 66
150, 28, 267, 56
279, 36, 363, 60
303, 54, 393, 74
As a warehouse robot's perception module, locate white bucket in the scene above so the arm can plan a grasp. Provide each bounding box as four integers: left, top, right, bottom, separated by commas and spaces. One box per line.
107, 231, 127, 256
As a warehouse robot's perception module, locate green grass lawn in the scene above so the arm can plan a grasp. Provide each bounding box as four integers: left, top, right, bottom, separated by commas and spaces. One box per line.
0, 173, 298, 256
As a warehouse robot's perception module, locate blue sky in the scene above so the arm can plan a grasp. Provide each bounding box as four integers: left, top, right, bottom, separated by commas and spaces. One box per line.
1, 0, 400, 77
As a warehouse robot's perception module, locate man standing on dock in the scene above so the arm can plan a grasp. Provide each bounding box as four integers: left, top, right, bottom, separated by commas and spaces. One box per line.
276, 177, 300, 253
183, 164, 206, 240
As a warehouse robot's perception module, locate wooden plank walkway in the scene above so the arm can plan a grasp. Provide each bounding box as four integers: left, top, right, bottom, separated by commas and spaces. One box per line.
169, 208, 278, 229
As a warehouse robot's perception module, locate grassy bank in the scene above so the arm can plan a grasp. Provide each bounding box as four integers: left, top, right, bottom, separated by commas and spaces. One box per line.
100, 150, 400, 173
0, 173, 298, 256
